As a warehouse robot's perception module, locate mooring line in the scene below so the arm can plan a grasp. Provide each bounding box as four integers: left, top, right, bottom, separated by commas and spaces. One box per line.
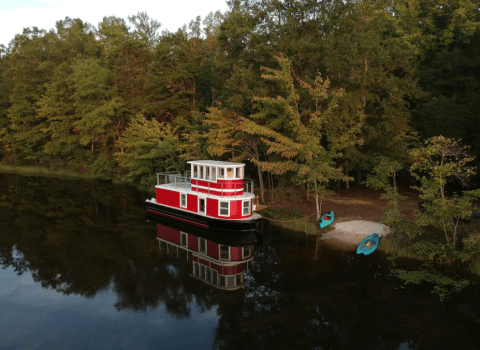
261, 212, 319, 223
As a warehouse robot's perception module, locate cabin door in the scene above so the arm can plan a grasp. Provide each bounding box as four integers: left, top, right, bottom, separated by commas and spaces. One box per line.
198, 197, 206, 215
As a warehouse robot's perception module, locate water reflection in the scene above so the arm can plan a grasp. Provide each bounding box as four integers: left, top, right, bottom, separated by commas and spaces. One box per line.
156, 222, 254, 290
1, 173, 480, 350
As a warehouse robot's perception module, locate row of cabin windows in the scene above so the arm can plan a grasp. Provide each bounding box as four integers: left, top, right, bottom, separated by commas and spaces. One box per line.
180, 194, 251, 217
192, 262, 243, 288
161, 238, 252, 261
192, 165, 243, 181
192, 237, 251, 259
219, 200, 251, 217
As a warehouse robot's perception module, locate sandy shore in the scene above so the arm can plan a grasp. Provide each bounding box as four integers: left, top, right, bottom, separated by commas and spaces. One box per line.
322, 220, 390, 250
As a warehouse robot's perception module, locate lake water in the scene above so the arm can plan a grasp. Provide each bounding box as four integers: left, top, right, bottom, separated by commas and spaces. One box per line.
1, 173, 479, 350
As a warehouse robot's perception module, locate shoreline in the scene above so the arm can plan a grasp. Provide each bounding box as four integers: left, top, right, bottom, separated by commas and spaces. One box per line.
0, 165, 97, 180
321, 220, 391, 251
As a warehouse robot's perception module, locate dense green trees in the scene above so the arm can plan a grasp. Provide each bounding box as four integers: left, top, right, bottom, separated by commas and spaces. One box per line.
240, 56, 356, 218
403, 0, 480, 163
0, 1, 479, 196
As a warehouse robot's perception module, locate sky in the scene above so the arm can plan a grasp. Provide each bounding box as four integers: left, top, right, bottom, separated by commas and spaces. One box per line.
0, 0, 230, 47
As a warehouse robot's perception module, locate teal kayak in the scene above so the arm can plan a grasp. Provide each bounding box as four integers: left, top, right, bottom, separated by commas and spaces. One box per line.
319, 211, 334, 229
356, 233, 380, 255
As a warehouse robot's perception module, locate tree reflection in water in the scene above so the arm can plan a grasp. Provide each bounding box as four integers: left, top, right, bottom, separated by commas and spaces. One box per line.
0, 173, 479, 349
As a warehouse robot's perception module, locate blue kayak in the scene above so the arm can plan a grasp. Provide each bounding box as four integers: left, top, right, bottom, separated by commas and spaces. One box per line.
356, 233, 380, 255
319, 211, 334, 229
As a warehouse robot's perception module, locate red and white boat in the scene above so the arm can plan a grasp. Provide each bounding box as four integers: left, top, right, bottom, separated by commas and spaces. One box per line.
145, 160, 262, 231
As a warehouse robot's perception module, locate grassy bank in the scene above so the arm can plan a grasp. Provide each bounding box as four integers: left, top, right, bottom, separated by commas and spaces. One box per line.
378, 233, 480, 276
0, 165, 97, 180
0, 165, 153, 193
258, 207, 323, 235
377, 236, 421, 260
269, 219, 321, 235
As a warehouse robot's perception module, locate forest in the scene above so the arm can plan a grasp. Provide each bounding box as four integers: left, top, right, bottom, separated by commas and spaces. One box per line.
1, 1, 480, 263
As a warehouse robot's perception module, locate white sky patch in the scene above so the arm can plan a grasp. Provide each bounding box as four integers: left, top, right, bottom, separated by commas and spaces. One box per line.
0, 0, 229, 47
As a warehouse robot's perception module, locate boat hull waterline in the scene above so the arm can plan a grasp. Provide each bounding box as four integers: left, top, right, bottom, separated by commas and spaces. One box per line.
146, 199, 261, 231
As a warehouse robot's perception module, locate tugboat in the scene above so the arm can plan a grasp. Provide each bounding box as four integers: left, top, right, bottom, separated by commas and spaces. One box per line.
145, 160, 262, 231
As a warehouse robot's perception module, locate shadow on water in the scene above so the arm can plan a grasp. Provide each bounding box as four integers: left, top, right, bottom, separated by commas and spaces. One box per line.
1, 173, 480, 349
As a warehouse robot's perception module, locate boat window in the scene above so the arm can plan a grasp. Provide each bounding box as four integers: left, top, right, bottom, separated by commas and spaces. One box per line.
219, 201, 229, 216
212, 270, 218, 285
219, 245, 229, 260
181, 232, 187, 247
193, 165, 198, 178
199, 166, 204, 179
243, 200, 251, 216
219, 276, 225, 287
236, 274, 242, 286
206, 268, 211, 282
243, 246, 251, 258
200, 265, 205, 279
236, 167, 243, 179
180, 193, 187, 208
226, 167, 234, 178
211, 167, 217, 181
218, 167, 225, 179
206, 166, 210, 180
193, 262, 199, 277
199, 238, 206, 254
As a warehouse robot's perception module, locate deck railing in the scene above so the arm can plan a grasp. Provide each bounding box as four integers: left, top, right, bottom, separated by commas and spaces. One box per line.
243, 179, 255, 195
156, 171, 254, 197
156, 171, 191, 191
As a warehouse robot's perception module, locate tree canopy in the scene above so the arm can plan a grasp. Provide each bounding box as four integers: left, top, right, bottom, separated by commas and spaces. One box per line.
0, 2, 479, 190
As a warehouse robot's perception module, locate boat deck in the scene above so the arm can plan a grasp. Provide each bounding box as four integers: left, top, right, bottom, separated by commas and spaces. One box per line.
156, 183, 255, 199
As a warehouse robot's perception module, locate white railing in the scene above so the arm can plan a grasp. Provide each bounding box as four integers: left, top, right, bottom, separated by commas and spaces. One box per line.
156, 171, 191, 190
243, 179, 254, 195
191, 179, 254, 197
156, 171, 254, 197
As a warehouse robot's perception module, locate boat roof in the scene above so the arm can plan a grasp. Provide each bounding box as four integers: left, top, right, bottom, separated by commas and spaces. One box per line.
187, 160, 245, 166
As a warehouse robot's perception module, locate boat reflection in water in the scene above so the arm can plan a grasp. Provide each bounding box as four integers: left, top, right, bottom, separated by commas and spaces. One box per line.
148, 214, 257, 290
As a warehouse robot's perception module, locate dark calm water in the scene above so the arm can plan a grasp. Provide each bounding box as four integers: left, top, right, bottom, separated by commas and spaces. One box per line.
1, 173, 480, 350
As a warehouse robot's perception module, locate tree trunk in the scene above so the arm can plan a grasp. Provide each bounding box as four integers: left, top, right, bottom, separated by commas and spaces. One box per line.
255, 147, 265, 203
453, 217, 460, 247
257, 165, 265, 203
269, 172, 274, 201
315, 181, 320, 221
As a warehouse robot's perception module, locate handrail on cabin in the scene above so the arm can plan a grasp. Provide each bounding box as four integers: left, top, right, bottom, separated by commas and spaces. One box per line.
156, 171, 254, 196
